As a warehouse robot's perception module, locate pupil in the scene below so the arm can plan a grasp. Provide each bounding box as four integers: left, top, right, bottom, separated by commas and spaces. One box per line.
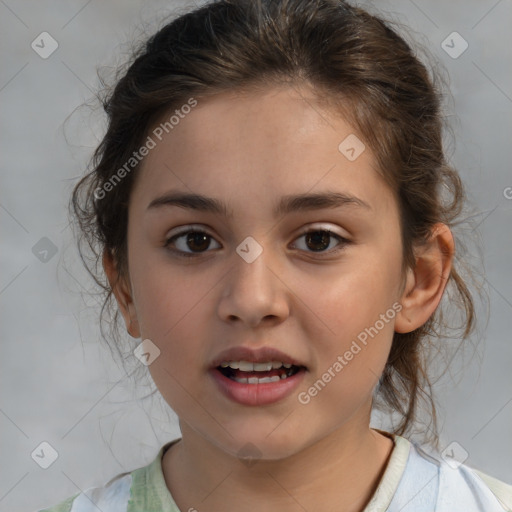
306, 231, 329, 251
188, 232, 210, 252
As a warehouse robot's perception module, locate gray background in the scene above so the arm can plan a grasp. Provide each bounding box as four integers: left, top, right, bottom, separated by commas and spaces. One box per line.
1, 1, 511, 511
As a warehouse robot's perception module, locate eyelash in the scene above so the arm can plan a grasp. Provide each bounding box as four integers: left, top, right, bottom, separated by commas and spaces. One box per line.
163, 226, 350, 259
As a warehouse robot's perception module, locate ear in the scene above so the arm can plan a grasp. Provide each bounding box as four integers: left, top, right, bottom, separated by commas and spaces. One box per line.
394, 223, 454, 334
102, 249, 141, 338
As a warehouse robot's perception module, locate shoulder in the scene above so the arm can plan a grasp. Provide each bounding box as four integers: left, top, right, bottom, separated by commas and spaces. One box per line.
36, 472, 132, 512
35, 440, 181, 512
472, 469, 512, 509
436, 457, 512, 511
392, 436, 512, 512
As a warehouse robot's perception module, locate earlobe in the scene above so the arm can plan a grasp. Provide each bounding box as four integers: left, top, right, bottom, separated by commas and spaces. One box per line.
102, 250, 141, 338
394, 223, 454, 334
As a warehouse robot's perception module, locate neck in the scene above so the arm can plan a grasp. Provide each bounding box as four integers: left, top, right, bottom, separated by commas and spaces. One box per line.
162, 420, 394, 512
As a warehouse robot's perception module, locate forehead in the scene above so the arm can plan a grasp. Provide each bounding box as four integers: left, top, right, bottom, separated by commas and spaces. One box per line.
131, 85, 394, 217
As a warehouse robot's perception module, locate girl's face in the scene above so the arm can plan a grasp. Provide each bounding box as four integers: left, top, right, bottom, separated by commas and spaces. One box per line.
119, 85, 407, 459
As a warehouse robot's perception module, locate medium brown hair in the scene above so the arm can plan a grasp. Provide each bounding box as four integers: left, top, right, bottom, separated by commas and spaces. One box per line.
70, 0, 475, 443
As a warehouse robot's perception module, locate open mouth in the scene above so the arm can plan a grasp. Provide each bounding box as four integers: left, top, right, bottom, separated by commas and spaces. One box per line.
216, 361, 306, 384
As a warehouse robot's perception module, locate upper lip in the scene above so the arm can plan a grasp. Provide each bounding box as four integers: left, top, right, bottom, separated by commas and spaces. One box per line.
210, 346, 307, 369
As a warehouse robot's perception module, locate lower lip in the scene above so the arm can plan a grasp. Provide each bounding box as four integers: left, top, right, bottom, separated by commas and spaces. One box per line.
210, 368, 306, 406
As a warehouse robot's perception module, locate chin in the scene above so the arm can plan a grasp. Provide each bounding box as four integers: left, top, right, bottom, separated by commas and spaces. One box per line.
207, 426, 316, 464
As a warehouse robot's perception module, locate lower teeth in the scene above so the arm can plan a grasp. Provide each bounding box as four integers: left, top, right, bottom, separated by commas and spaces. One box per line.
219, 365, 300, 384
232, 374, 288, 384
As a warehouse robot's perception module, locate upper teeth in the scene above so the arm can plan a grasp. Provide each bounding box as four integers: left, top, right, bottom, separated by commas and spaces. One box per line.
220, 361, 293, 371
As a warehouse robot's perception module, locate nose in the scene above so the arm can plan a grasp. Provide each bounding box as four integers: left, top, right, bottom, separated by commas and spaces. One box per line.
216, 243, 290, 329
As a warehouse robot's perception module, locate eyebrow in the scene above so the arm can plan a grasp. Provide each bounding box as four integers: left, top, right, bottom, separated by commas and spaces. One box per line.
146, 190, 371, 217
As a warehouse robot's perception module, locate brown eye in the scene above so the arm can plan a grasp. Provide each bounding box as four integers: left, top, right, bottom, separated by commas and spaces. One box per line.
292, 229, 349, 256
164, 229, 221, 257
305, 231, 331, 251
184, 232, 211, 252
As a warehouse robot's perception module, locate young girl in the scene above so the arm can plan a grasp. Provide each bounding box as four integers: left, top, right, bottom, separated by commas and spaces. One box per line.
37, 0, 511, 510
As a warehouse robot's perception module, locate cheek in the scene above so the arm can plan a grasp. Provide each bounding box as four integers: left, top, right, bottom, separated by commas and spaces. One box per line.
297, 271, 397, 417
129, 256, 215, 360
294, 252, 400, 397
131, 265, 214, 411
302, 257, 401, 339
